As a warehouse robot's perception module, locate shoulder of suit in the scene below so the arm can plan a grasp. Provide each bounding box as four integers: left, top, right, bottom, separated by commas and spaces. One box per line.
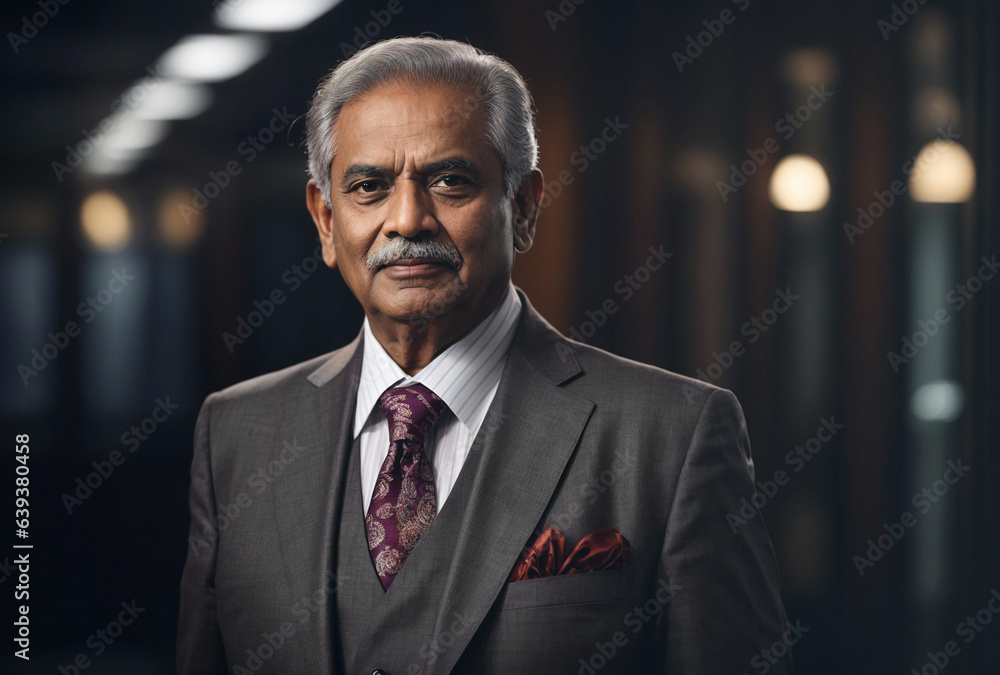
208, 344, 352, 406
561, 338, 737, 409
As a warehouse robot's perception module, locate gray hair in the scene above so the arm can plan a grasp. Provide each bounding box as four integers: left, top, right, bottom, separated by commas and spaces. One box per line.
305, 36, 538, 207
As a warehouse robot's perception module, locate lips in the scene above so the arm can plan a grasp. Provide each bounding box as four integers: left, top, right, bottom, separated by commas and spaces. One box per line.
380, 257, 450, 269
377, 258, 455, 280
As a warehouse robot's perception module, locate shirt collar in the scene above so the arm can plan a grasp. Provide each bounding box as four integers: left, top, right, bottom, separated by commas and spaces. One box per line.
354, 281, 522, 437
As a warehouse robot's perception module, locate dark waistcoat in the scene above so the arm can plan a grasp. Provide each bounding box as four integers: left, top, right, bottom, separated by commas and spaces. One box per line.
332, 430, 488, 674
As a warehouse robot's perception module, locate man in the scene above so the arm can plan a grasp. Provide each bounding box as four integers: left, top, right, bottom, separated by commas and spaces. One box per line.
178, 36, 790, 674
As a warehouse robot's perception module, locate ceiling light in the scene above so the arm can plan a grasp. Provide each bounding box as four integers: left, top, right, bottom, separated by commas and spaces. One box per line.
131, 80, 214, 120
100, 118, 170, 152
82, 154, 143, 176
216, 0, 345, 32
158, 34, 269, 82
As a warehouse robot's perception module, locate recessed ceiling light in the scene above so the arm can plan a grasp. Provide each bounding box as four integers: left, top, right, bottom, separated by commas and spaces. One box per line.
215, 0, 345, 32
131, 80, 214, 120
158, 34, 269, 83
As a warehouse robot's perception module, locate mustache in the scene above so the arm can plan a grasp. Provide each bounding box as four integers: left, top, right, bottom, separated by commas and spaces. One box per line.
366, 238, 464, 270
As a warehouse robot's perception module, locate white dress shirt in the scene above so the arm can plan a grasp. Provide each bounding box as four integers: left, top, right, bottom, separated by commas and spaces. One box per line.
354, 281, 522, 513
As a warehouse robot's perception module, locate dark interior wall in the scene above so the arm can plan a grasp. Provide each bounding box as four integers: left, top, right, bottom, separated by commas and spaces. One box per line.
0, 0, 996, 672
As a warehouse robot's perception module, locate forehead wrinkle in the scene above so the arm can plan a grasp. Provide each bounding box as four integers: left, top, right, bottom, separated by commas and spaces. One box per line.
333, 85, 496, 188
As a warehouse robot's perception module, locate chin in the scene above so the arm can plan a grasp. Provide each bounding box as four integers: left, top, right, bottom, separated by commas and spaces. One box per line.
373, 288, 457, 324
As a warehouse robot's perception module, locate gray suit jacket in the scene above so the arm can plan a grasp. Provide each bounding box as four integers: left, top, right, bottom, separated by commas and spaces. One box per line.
177, 288, 789, 674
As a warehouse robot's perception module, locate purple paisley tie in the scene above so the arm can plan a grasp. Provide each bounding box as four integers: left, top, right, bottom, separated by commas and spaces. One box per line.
365, 383, 448, 589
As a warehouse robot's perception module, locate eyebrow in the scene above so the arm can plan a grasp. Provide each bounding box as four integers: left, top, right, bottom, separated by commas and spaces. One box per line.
340, 164, 394, 187
423, 157, 483, 179
339, 156, 485, 188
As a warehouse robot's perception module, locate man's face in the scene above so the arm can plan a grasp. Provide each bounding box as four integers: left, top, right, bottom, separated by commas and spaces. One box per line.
310, 81, 528, 331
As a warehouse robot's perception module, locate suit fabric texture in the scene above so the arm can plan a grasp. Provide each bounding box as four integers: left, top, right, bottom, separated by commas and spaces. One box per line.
177, 288, 790, 674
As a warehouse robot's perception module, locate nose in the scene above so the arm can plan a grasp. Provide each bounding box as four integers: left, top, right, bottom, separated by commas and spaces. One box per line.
382, 179, 439, 239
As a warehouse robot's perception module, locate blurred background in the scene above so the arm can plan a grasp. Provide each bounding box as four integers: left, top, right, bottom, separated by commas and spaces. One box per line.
0, 0, 997, 672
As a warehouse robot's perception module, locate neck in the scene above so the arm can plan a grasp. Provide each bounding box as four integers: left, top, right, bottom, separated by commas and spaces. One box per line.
368, 284, 508, 375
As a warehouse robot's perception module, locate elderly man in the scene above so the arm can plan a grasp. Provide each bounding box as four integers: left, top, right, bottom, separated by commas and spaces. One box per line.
178, 36, 790, 674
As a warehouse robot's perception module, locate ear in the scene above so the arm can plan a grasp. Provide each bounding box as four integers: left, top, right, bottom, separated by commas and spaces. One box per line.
306, 180, 337, 268
512, 168, 543, 253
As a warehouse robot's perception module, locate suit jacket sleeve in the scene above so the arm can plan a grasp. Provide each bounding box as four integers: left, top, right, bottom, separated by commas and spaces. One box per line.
656, 388, 790, 672
177, 393, 229, 674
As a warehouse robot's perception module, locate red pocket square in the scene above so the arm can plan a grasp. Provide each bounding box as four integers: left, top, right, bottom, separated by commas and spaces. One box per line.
509, 526, 630, 582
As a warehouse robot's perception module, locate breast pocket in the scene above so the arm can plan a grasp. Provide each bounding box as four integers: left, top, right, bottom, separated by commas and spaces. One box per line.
499, 566, 635, 611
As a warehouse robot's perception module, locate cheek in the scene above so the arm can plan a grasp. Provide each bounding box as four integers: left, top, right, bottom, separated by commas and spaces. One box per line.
467, 201, 513, 256
330, 209, 377, 265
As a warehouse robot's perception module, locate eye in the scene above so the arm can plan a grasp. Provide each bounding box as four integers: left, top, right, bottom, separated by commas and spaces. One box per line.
356, 180, 383, 193
434, 174, 469, 188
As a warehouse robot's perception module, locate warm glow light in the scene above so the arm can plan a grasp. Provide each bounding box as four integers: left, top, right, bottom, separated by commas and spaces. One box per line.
215, 0, 345, 31
914, 87, 960, 135
909, 140, 976, 203
157, 188, 205, 249
131, 80, 214, 120
769, 155, 830, 212
80, 192, 132, 251
158, 34, 269, 82
782, 49, 837, 88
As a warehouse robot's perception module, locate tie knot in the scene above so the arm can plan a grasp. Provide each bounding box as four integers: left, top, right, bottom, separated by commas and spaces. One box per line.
378, 383, 448, 444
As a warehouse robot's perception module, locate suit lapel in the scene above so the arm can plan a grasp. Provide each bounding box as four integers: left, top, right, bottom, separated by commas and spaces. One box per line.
272, 333, 363, 674
348, 292, 595, 674
428, 347, 594, 673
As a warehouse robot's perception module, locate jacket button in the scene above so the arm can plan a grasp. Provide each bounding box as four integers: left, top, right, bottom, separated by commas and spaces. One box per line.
371, 670, 387, 675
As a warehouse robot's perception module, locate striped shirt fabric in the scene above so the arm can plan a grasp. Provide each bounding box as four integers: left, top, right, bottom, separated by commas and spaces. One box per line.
354, 281, 522, 512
